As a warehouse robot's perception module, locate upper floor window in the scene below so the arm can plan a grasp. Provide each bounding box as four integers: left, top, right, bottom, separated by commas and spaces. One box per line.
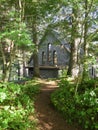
53, 50, 57, 66
47, 43, 51, 62
48, 43, 51, 51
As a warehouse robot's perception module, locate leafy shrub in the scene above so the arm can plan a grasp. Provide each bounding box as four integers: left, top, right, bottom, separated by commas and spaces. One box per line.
78, 79, 97, 93
51, 79, 98, 130
0, 80, 40, 130
58, 79, 69, 88
51, 79, 76, 123
58, 69, 67, 78
24, 80, 40, 99
75, 88, 98, 129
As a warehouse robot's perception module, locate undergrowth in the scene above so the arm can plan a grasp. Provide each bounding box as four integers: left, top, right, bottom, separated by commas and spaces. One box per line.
0, 80, 40, 130
51, 79, 98, 130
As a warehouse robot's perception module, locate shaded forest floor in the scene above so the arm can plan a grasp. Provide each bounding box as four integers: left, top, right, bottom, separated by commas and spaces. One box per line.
34, 80, 82, 130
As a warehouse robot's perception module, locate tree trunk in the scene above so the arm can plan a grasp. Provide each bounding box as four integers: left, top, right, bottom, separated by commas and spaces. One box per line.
22, 50, 26, 77
67, 8, 79, 78
0, 40, 16, 82
81, 0, 89, 82
32, 12, 40, 78
2, 65, 10, 82
32, 31, 40, 77
33, 48, 40, 77
0, 42, 9, 81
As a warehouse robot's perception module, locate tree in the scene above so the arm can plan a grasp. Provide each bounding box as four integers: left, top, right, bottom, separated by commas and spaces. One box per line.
67, 6, 79, 77
57, 0, 98, 80
52, 0, 81, 77
0, 0, 32, 81
24, 0, 61, 77
81, 0, 98, 82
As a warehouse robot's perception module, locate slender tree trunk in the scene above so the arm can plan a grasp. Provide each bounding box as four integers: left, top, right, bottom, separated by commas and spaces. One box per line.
33, 48, 40, 77
0, 41, 8, 81
8, 43, 16, 81
32, 7, 40, 78
22, 50, 26, 77
0, 41, 16, 82
2, 67, 10, 82
81, 0, 89, 82
32, 20, 40, 77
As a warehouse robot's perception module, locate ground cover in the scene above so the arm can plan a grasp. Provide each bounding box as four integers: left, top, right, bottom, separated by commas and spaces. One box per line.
0, 80, 40, 130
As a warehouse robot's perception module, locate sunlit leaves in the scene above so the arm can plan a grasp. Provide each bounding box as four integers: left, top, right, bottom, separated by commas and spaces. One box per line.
0, 81, 40, 129
51, 79, 98, 129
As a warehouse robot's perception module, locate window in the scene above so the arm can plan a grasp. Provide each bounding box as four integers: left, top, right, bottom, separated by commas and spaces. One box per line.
53, 50, 57, 65
42, 51, 46, 65
47, 43, 51, 62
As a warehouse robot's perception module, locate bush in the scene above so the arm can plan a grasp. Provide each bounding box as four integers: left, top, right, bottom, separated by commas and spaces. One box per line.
75, 88, 98, 129
24, 80, 40, 99
51, 79, 76, 123
78, 79, 97, 93
0, 80, 40, 130
51, 79, 98, 130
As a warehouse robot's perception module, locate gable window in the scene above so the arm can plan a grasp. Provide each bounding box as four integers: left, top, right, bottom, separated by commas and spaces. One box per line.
42, 51, 46, 65
47, 43, 51, 62
53, 50, 57, 66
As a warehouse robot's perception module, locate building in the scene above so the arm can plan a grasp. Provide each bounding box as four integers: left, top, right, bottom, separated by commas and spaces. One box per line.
28, 29, 70, 78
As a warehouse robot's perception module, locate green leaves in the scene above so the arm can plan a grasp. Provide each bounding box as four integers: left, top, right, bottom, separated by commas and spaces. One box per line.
51, 79, 98, 130
0, 81, 40, 130
0, 92, 7, 102
1, 21, 31, 43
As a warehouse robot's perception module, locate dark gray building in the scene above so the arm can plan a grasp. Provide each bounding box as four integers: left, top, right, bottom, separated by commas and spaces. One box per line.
28, 29, 70, 78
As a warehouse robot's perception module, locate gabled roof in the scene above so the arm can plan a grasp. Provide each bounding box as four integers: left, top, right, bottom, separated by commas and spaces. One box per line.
29, 27, 70, 63
39, 28, 70, 53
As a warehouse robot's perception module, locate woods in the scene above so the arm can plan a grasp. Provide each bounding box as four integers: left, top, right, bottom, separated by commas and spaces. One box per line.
0, 0, 97, 82
0, 0, 98, 129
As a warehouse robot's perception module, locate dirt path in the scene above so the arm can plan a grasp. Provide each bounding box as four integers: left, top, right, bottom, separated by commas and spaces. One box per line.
34, 80, 81, 130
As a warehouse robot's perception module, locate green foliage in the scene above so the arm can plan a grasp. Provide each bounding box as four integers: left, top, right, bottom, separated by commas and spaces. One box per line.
0, 21, 33, 49
75, 88, 98, 130
24, 80, 40, 99
78, 79, 97, 93
0, 80, 40, 130
51, 79, 76, 124
51, 79, 98, 130
59, 69, 68, 78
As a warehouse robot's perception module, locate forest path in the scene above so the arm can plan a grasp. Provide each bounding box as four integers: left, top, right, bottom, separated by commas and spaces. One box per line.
34, 79, 81, 130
